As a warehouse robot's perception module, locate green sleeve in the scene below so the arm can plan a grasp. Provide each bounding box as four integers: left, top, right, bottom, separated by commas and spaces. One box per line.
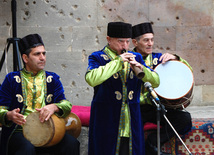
54, 100, 72, 118
175, 55, 193, 72
142, 66, 160, 88
0, 108, 13, 127
85, 56, 124, 87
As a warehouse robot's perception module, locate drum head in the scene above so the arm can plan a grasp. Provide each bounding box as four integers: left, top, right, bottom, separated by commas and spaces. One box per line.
23, 112, 54, 147
154, 61, 194, 100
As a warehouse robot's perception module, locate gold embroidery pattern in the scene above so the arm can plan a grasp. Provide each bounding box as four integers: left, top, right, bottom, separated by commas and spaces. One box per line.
47, 76, 53, 83
101, 54, 109, 60
113, 73, 119, 79
16, 94, 23, 103
14, 76, 21, 83
26, 80, 33, 108
35, 78, 43, 85
35, 98, 42, 109
27, 82, 33, 90
128, 91, 134, 100
115, 91, 122, 100
36, 87, 42, 98
46, 94, 53, 103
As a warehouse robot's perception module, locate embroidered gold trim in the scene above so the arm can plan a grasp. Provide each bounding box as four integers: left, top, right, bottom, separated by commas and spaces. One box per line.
128, 91, 134, 100
46, 94, 53, 103
130, 71, 134, 79
153, 58, 158, 66
16, 94, 23, 103
101, 54, 109, 60
14, 76, 21, 83
115, 91, 122, 100
113, 73, 119, 79
47, 76, 53, 83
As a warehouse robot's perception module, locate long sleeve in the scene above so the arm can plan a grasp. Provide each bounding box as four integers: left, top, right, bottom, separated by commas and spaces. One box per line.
177, 56, 193, 72
142, 66, 160, 88
86, 54, 124, 87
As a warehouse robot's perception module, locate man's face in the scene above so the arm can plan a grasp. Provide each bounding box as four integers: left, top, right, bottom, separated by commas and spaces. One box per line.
133, 33, 154, 56
107, 37, 131, 54
23, 45, 46, 75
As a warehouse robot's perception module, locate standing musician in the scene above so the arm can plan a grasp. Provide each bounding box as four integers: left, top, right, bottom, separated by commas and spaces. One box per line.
132, 22, 193, 155
85, 22, 160, 155
0, 34, 80, 155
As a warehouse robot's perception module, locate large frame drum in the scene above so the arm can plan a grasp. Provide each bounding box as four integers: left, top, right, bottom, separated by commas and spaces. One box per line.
23, 112, 66, 147
154, 60, 194, 109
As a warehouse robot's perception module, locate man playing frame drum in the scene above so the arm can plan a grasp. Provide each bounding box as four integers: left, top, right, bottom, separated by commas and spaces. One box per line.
132, 22, 193, 155
0, 34, 80, 155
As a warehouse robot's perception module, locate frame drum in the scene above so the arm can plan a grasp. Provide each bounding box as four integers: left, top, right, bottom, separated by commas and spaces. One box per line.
23, 112, 66, 147
154, 60, 194, 109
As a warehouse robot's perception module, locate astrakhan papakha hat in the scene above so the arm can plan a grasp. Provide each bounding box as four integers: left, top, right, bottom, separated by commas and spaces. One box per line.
132, 22, 154, 39
19, 33, 44, 55
107, 22, 132, 38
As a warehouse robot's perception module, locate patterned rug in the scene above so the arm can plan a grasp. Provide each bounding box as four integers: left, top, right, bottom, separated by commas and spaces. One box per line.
162, 118, 214, 155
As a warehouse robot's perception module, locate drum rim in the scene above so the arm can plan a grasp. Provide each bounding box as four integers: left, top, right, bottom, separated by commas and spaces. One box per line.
155, 81, 194, 100
43, 116, 55, 147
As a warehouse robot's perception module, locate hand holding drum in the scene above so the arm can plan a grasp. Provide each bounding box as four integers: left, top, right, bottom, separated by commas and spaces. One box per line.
23, 112, 81, 147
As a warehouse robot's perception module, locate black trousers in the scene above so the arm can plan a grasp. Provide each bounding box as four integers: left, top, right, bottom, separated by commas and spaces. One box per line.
8, 132, 80, 155
141, 104, 192, 146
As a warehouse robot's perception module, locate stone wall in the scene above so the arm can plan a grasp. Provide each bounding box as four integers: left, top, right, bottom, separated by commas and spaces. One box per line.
0, 0, 214, 106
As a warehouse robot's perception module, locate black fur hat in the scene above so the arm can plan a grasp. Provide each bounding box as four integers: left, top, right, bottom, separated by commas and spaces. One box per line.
19, 34, 44, 55
132, 22, 153, 39
107, 22, 132, 38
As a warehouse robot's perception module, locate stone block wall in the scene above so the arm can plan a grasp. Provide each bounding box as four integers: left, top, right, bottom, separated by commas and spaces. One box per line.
0, 0, 214, 106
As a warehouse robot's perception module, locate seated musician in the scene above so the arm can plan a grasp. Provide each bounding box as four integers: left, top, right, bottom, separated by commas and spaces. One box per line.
131, 22, 193, 155
0, 34, 80, 155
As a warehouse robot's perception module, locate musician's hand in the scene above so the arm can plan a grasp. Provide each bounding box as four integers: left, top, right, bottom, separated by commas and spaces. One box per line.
120, 53, 135, 62
159, 53, 178, 64
6, 108, 26, 125
129, 56, 143, 70
36, 104, 59, 123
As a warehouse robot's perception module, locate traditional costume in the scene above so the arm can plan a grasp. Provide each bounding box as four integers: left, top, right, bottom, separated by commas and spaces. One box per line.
132, 22, 192, 155
86, 22, 160, 155
0, 34, 79, 155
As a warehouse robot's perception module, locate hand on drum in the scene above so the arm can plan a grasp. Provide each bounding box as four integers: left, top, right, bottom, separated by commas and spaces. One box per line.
36, 104, 60, 123
6, 108, 26, 125
159, 53, 178, 64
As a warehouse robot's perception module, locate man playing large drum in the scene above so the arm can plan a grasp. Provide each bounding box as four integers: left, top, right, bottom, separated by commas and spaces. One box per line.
0, 34, 80, 155
132, 22, 193, 155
